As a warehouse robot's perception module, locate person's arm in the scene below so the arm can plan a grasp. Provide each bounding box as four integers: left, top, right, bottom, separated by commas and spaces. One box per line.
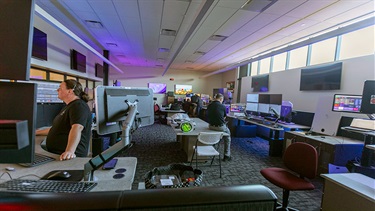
60, 123, 84, 161
35, 127, 51, 136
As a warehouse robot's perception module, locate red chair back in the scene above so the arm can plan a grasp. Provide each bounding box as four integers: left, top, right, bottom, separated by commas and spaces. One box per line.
283, 142, 318, 179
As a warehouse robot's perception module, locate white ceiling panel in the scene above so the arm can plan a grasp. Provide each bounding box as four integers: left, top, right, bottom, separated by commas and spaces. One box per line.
34, 0, 374, 75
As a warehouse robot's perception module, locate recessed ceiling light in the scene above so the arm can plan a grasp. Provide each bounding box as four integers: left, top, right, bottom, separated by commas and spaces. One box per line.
158, 48, 170, 52
208, 35, 228, 41
160, 29, 177, 36
85, 20, 103, 28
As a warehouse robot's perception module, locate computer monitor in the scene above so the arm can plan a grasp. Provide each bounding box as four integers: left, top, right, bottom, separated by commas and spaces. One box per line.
0, 81, 37, 163
94, 86, 154, 135
332, 94, 362, 113
84, 86, 154, 181
360, 80, 375, 119
246, 103, 258, 112
258, 103, 270, 114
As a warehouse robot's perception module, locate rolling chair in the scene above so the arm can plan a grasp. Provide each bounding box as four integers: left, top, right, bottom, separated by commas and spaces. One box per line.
190, 132, 224, 178
260, 142, 318, 211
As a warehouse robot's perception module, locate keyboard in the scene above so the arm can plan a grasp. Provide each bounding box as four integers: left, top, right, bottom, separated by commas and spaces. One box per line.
0, 179, 97, 193
19, 153, 56, 167
342, 126, 373, 133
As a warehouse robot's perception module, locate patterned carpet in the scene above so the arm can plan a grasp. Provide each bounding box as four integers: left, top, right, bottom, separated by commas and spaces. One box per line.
120, 123, 323, 211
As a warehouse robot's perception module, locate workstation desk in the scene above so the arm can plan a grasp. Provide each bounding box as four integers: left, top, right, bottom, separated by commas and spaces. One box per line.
171, 118, 229, 161
228, 115, 310, 156
0, 136, 137, 192
160, 107, 186, 117
321, 173, 375, 211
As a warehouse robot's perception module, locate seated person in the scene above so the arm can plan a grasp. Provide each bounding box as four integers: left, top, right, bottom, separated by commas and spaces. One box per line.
36, 79, 92, 161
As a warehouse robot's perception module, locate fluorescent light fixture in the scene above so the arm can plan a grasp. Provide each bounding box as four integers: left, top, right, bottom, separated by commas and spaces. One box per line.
85, 20, 103, 28
158, 48, 170, 52
160, 29, 177, 36
208, 35, 228, 41
193, 51, 206, 55
241, 0, 278, 12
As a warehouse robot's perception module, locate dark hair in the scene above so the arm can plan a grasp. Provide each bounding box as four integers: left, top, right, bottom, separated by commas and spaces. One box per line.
64, 79, 90, 102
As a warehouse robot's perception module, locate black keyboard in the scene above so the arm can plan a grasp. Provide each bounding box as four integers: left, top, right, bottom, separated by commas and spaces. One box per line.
0, 179, 97, 193
19, 153, 55, 167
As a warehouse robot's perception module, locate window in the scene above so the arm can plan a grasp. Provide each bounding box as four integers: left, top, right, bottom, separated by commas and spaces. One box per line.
310, 37, 337, 65
49, 72, 64, 82
250, 61, 258, 76
238, 64, 249, 78
66, 75, 76, 80
78, 78, 87, 88
88, 80, 94, 89
288, 46, 308, 69
272, 52, 287, 72
259, 57, 271, 74
30, 68, 47, 80
339, 25, 375, 60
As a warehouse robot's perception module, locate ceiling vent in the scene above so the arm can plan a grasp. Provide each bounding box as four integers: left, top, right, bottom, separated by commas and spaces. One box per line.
193, 51, 206, 55
241, 0, 278, 12
155, 64, 163, 67
208, 35, 228, 41
160, 29, 177, 36
85, 20, 103, 28
185, 60, 193, 63
158, 48, 170, 52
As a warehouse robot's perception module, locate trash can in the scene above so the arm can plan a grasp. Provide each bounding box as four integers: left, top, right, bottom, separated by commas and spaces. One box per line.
144, 163, 203, 189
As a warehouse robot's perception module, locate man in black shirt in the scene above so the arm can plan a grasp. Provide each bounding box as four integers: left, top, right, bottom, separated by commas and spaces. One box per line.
36, 79, 92, 160
207, 93, 232, 161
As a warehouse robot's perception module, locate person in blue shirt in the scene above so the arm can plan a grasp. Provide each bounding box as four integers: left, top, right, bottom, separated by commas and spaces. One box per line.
207, 93, 232, 161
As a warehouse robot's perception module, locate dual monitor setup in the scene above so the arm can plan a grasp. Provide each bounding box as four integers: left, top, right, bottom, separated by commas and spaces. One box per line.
0, 82, 154, 181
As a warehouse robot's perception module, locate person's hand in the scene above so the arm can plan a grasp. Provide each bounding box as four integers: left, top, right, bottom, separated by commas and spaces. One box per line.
60, 151, 76, 161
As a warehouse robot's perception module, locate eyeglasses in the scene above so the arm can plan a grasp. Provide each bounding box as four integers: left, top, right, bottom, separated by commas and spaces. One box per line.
72, 83, 77, 91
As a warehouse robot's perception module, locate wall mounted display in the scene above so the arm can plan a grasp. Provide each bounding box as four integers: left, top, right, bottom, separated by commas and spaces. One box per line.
252, 74, 269, 92
32, 27, 47, 61
174, 84, 192, 95
70, 49, 86, 73
226, 81, 235, 92
300, 62, 342, 91
95, 63, 104, 78
148, 82, 167, 94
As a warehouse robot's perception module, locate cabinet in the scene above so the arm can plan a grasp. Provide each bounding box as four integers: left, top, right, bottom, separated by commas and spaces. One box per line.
284, 131, 364, 174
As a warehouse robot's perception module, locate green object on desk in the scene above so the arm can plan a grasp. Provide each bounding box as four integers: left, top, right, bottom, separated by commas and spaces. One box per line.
181, 122, 194, 133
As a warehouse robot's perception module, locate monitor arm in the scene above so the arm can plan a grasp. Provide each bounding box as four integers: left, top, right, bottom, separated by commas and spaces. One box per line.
120, 100, 138, 147
84, 100, 139, 181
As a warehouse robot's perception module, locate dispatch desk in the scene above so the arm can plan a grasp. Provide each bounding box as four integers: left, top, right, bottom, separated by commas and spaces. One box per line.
172, 118, 229, 161
0, 136, 137, 192
228, 115, 310, 156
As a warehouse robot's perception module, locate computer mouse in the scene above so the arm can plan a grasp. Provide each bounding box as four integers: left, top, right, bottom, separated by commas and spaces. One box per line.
47, 171, 71, 180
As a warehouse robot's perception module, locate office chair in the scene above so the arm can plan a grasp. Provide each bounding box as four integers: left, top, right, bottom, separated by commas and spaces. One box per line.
190, 132, 224, 178
260, 142, 318, 211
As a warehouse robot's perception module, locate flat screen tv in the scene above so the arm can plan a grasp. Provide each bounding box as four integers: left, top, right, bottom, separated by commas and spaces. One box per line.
252, 74, 269, 92
174, 84, 192, 95
332, 94, 362, 113
300, 62, 342, 91
95, 63, 104, 78
70, 49, 86, 73
148, 83, 167, 94
360, 80, 375, 118
32, 27, 47, 61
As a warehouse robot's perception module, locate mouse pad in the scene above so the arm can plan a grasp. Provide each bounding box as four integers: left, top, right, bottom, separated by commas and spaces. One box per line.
41, 170, 84, 181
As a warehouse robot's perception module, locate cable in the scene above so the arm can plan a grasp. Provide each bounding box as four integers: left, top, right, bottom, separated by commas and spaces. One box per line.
0, 172, 12, 180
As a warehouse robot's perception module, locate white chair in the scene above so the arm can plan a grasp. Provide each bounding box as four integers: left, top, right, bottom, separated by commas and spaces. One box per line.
190, 132, 224, 177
